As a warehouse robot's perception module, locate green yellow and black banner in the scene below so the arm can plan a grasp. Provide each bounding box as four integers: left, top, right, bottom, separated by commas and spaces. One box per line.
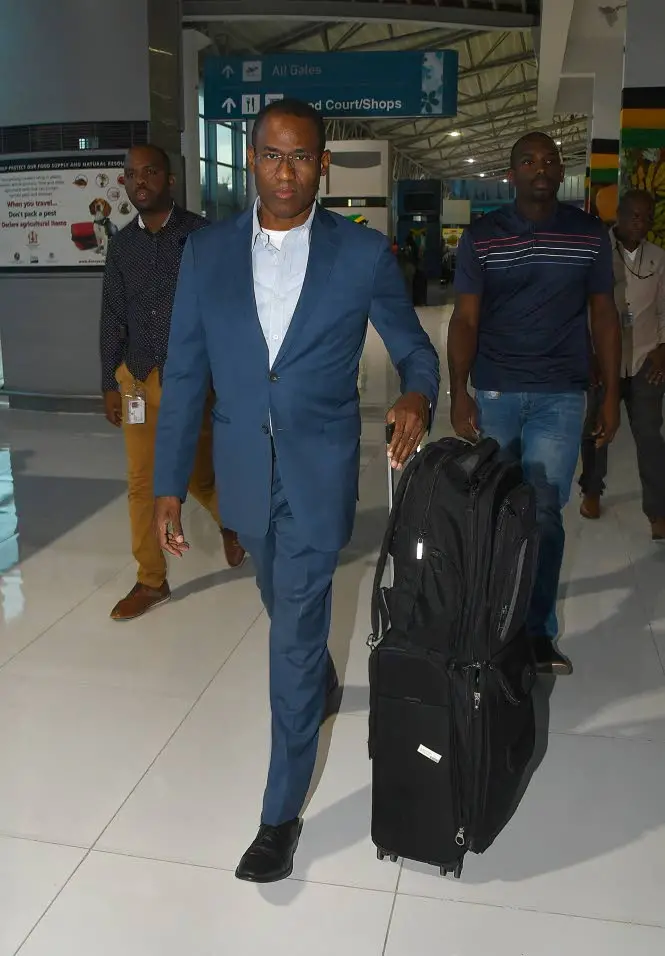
588, 138, 619, 221
620, 86, 665, 247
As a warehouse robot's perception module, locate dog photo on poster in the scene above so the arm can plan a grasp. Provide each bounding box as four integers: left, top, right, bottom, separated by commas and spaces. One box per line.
0, 156, 136, 270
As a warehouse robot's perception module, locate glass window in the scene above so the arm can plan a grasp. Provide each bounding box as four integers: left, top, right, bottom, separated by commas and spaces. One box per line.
216, 124, 233, 166
198, 87, 204, 117
217, 164, 233, 203
199, 118, 206, 160
217, 164, 232, 186
200, 160, 207, 191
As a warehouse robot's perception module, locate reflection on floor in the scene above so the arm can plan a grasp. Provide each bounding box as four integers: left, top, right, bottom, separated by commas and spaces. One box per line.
0, 305, 664, 955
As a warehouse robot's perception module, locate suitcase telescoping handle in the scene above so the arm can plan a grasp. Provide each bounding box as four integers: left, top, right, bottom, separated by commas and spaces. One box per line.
385, 421, 420, 521
385, 422, 396, 514
369, 424, 423, 646
382, 421, 420, 590
385, 421, 424, 510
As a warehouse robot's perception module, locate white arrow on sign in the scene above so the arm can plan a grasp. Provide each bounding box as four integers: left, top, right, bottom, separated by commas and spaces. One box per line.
222, 97, 236, 114
221, 65, 234, 78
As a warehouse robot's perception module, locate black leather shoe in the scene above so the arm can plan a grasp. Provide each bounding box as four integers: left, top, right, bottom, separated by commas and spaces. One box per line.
533, 636, 573, 676
235, 819, 302, 883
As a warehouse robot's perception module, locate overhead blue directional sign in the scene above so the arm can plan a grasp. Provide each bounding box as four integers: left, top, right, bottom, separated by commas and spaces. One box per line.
203, 51, 459, 122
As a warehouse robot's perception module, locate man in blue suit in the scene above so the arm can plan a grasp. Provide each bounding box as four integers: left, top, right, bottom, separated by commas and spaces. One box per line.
153, 99, 439, 883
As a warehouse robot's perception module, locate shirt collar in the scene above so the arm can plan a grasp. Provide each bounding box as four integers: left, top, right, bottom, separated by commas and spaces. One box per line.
251, 198, 316, 248
508, 199, 561, 232
138, 203, 175, 231
611, 226, 644, 253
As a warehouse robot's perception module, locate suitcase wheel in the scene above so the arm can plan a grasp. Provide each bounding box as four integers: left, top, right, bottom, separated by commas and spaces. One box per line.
454, 860, 464, 879
440, 867, 448, 877
376, 848, 399, 864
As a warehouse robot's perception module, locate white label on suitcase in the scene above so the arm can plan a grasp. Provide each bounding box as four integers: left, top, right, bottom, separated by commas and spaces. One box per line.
417, 744, 442, 764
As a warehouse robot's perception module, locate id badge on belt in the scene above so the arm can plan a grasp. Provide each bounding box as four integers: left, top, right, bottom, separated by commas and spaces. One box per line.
123, 381, 146, 424
621, 309, 634, 330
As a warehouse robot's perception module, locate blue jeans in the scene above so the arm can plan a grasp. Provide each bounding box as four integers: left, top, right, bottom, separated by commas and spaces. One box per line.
476, 390, 586, 640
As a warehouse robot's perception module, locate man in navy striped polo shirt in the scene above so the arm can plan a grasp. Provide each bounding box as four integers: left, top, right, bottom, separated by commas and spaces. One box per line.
448, 132, 621, 676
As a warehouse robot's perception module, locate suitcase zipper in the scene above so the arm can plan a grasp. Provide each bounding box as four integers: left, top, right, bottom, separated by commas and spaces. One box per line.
415, 452, 453, 561
469, 662, 486, 842
496, 538, 528, 643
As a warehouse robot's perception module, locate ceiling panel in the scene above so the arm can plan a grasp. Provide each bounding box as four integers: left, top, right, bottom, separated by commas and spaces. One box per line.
195, 1, 588, 180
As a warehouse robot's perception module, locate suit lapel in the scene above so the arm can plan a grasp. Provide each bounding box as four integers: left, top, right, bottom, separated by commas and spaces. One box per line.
273, 207, 339, 368
231, 209, 268, 360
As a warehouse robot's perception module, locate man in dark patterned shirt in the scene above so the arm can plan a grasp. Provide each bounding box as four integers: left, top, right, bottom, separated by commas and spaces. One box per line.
100, 144, 245, 621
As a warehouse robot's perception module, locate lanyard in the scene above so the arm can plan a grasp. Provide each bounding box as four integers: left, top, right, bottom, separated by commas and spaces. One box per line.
615, 241, 654, 280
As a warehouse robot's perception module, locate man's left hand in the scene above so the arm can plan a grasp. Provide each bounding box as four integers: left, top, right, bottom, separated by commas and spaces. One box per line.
646, 344, 665, 385
386, 392, 429, 469
593, 392, 621, 448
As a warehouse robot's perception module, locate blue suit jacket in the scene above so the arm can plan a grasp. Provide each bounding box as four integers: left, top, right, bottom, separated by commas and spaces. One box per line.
154, 205, 440, 552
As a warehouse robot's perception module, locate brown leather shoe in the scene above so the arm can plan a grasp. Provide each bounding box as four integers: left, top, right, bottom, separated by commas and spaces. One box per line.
651, 518, 665, 541
580, 495, 601, 520
110, 582, 171, 621
221, 527, 246, 568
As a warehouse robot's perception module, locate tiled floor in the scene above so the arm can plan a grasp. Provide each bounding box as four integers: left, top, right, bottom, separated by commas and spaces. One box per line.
0, 306, 664, 954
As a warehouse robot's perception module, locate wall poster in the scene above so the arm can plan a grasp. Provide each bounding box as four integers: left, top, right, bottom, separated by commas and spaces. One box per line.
0, 155, 136, 271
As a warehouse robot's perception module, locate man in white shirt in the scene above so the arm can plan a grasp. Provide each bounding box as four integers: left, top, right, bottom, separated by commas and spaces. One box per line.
580, 190, 665, 539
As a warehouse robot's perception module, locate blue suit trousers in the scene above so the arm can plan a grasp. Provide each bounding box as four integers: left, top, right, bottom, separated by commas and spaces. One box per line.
240, 454, 340, 826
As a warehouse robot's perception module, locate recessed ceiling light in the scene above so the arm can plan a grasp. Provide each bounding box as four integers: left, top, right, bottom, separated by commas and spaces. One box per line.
479, 172, 486, 177
466, 157, 475, 163
502, 178, 509, 183
555, 139, 562, 146
449, 130, 461, 137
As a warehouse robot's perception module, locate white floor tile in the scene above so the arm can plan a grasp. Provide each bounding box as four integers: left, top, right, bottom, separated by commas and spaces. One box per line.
2, 565, 263, 699
0, 551, 130, 667
398, 732, 665, 927
97, 619, 394, 890
386, 895, 665, 955
94, 616, 274, 868
0, 837, 84, 956
548, 594, 665, 741
18, 850, 393, 956
293, 715, 395, 891
3, 304, 665, 952
0, 674, 192, 845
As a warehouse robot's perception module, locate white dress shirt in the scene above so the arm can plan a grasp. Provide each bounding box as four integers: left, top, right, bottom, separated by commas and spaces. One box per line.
251, 199, 315, 368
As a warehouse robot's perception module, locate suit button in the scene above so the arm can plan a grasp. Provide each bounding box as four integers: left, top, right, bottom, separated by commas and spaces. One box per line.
262, 424, 270, 434
269, 372, 279, 382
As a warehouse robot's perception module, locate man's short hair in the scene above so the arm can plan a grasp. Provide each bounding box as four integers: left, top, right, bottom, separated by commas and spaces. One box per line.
251, 98, 327, 155
509, 132, 559, 169
126, 144, 171, 176
618, 188, 655, 214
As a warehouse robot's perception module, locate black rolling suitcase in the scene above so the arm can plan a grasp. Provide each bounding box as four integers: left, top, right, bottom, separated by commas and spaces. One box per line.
368, 431, 539, 878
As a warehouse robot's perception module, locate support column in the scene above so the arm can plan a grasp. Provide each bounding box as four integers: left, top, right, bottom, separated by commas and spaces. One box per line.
0, 0, 183, 403
620, 0, 665, 247
182, 29, 211, 213
588, 58, 622, 222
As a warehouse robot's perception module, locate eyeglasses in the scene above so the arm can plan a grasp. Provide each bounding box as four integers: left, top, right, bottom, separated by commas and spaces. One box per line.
254, 150, 319, 171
